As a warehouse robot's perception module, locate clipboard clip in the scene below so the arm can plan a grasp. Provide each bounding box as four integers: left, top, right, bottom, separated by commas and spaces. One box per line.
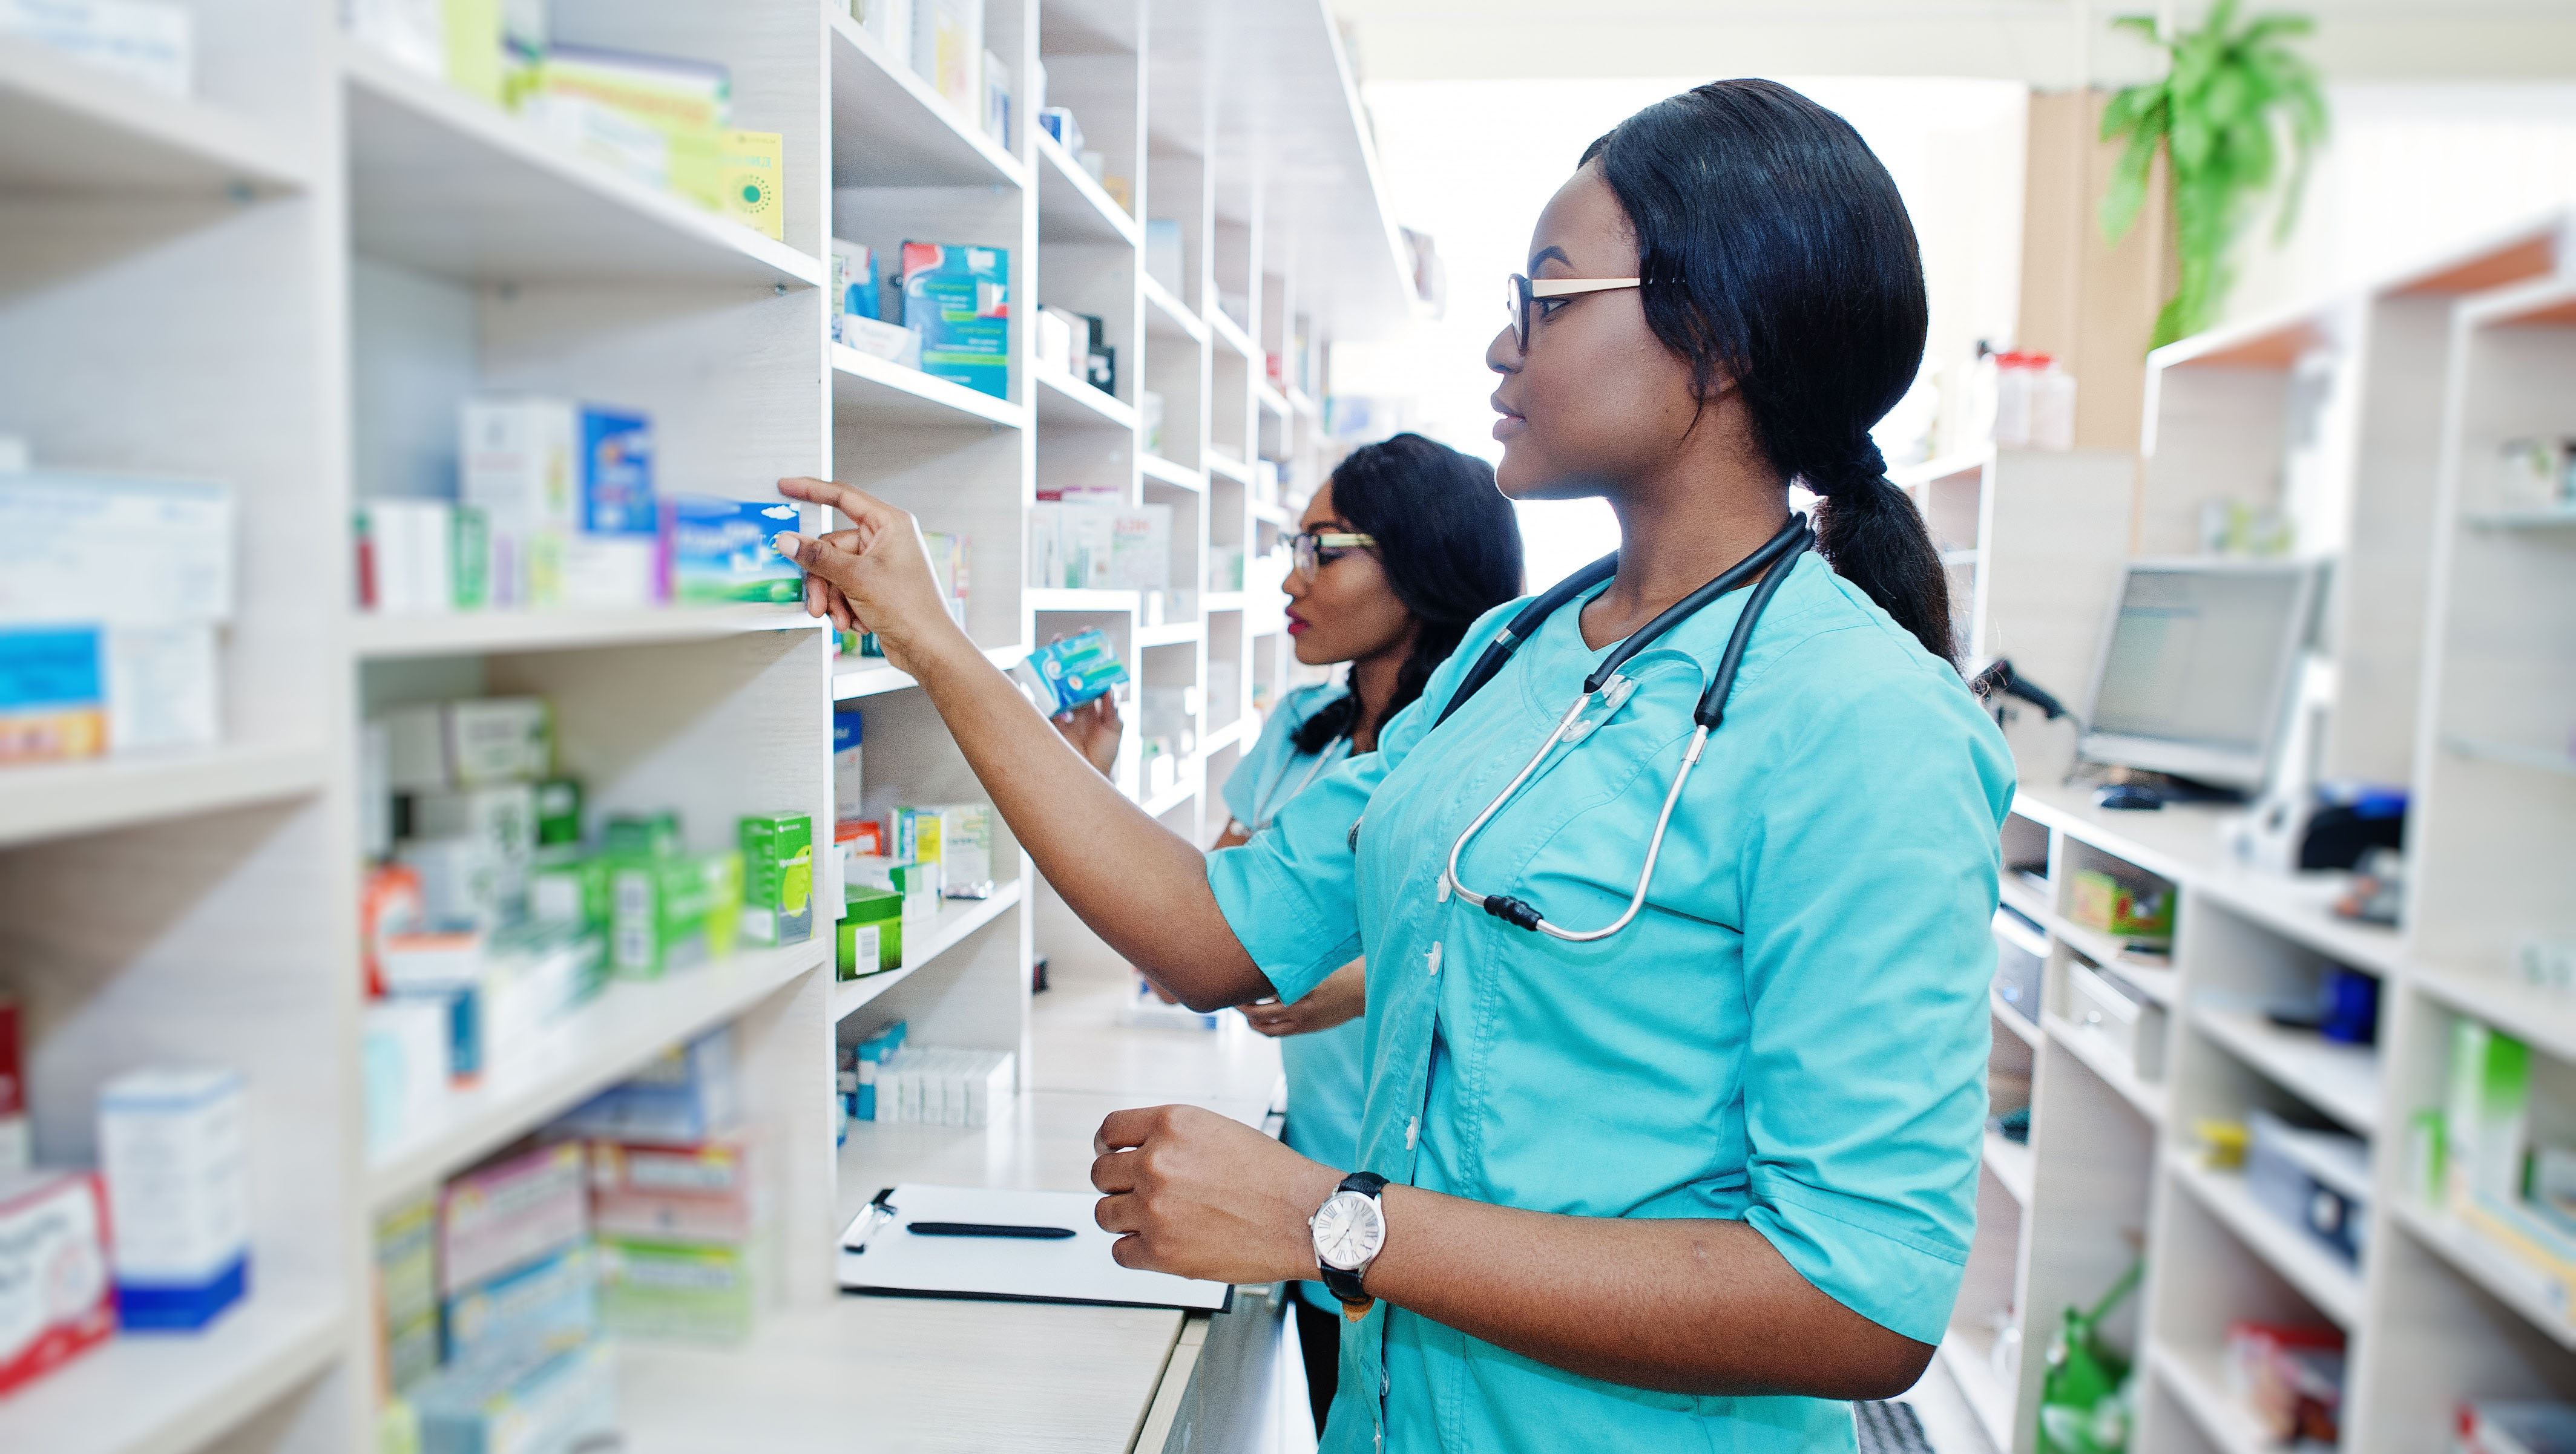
843, 1187, 899, 1253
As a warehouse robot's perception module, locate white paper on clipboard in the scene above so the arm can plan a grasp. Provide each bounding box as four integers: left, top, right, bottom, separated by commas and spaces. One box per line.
838, 1184, 1234, 1312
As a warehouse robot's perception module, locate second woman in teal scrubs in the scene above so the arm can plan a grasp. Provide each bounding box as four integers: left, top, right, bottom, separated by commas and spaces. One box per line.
1056, 433, 1523, 1433
780, 79, 2012, 1453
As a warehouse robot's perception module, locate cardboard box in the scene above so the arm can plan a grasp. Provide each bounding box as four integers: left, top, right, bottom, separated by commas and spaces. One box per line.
737, 814, 813, 946
99, 1066, 248, 1329
719, 129, 782, 240
374, 1193, 440, 1393
597, 1234, 766, 1343
0, 1171, 115, 1395
0, 624, 107, 763
0, 0, 191, 96
555, 1026, 740, 1147
899, 241, 1009, 399
577, 406, 655, 537
608, 851, 740, 980
413, 1337, 616, 1454
439, 1143, 588, 1297
443, 1243, 598, 1372
838, 885, 904, 978
663, 497, 803, 605
589, 1138, 761, 1243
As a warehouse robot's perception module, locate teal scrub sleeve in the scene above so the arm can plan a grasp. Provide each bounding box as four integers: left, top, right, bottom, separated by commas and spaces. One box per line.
1206, 607, 1508, 1003
1731, 635, 2014, 1346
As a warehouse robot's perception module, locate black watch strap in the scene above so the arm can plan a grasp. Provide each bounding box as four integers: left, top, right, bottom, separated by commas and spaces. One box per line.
1318, 1171, 1389, 1307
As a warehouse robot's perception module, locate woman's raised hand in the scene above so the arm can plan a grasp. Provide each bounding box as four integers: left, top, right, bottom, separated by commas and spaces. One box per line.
775, 477, 968, 679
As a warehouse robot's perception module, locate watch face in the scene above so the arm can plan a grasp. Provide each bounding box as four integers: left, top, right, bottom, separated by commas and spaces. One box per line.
1312, 1190, 1385, 1271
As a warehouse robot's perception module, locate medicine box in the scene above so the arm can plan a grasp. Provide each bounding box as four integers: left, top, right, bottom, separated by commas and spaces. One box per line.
838, 885, 904, 978
0, 624, 107, 763
0, 469, 234, 625
830, 239, 875, 320
439, 1142, 588, 1297
598, 1233, 768, 1343
889, 805, 942, 874
848, 853, 941, 916
610, 850, 741, 980
398, 836, 508, 930
1022, 628, 1127, 715
2245, 1110, 2370, 1268
375, 1192, 441, 1395
604, 809, 682, 859
663, 496, 804, 604
737, 813, 813, 946
0, 622, 220, 763
934, 803, 993, 899
720, 129, 783, 240
556, 1025, 740, 1147
900, 241, 1010, 399
877, 1046, 1013, 1127
2071, 868, 2174, 949
534, 778, 582, 847
833, 710, 866, 820
413, 781, 539, 882
444, 1242, 599, 1372
1, 0, 194, 96
0, 1171, 115, 1396
577, 405, 655, 536
413, 1337, 616, 1454
836, 312, 924, 369
381, 696, 553, 791
589, 1138, 762, 1243
99, 1065, 248, 1329
849, 1020, 907, 1120
528, 44, 730, 210
364, 997, 452, 1154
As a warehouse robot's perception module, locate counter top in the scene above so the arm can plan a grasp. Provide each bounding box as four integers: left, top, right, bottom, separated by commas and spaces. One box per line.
620, 966, 1289, 1454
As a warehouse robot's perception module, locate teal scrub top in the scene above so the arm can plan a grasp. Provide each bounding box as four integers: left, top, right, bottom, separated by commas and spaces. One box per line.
1223, 681, 1368, 1315
1206, 553, 2014, 1453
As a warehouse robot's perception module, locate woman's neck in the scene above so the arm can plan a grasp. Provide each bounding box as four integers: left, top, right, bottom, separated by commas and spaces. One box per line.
1346, 642, 1411, 753
1580, 431, 1789, 652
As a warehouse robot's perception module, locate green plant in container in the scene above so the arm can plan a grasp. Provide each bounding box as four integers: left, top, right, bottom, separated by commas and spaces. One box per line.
2099, 0, 2329, 348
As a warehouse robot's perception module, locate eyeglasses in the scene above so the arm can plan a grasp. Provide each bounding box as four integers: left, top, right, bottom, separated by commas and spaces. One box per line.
1503, 274, 1643, 352
1289, 530, 1377, 580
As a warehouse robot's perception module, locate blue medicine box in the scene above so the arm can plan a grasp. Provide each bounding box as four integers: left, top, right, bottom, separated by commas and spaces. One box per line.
579, 407, 655, 535
664, 497, 804, 604
900, 241, 1010, 400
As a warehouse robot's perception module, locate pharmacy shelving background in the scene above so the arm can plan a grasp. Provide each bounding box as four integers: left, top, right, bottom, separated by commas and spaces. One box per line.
1938, 216, 2576, 1454
0, 0, 1411, 1449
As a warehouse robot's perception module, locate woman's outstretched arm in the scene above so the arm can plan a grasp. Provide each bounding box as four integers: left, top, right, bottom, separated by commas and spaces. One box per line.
778, 477, 1269, 1011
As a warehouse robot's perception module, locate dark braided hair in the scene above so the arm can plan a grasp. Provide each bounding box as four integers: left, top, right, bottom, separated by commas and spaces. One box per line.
1290, 433, 1525, 754
1579, 80, 1957, 664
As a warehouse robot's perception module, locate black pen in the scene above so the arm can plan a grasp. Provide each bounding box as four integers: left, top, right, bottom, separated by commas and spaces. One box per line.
907, 1221, 1076, 1239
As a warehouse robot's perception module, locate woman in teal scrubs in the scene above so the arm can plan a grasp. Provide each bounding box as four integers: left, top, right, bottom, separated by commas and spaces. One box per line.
781, 78, 2011, 1453
1055, 433, 1522, 1433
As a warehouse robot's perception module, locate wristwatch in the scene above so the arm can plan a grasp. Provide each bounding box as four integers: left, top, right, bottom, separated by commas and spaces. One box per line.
1309, 1171, 1389, 1317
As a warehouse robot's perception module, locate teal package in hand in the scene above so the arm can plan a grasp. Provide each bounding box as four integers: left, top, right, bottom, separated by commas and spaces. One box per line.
1025, 629, 1128, 714
664, 497, 805, 604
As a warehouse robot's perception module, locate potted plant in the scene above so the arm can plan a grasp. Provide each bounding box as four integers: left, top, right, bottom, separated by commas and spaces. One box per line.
2098, 1, 2330, 348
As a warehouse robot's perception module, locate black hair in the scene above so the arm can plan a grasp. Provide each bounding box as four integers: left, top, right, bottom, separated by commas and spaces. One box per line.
1579, 79, 1956, 664
1290, 433, 1526, 754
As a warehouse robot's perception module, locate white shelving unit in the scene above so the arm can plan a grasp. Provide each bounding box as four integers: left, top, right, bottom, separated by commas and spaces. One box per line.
1956, 214, 2576, 1454
0, 1, 1408, 1449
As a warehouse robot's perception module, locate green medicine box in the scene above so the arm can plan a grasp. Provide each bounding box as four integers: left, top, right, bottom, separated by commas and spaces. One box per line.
737, 813, 812, 946
611, 850, 742, 980
838, 885, 903, 979
605, 810, 683, 859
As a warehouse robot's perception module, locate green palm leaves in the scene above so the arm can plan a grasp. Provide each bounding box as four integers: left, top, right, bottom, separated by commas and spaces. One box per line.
2099, 1, 2329, 349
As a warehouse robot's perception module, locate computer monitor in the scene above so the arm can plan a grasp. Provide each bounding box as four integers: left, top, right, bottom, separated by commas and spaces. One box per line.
2078, 558, 2322, 793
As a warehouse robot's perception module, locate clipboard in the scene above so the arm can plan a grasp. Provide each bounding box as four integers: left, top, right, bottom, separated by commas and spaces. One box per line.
838, 1184, 1234, 1312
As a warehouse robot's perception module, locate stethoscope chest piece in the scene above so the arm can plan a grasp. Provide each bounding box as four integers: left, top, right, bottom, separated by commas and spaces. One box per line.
1434, 516, 1813, 944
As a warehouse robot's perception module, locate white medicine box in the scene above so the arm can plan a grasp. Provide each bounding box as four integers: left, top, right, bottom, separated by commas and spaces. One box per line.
2067, 960, 2167, 1082
98, 1065, 249, 1329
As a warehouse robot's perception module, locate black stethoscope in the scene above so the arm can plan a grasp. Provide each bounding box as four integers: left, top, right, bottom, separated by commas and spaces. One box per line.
1430, 514, 1815, 941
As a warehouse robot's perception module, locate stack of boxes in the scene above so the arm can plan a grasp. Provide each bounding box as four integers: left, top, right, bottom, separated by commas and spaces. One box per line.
828, 240, 1012, 403
362, 396, 807, 616
343, 0, 783, 240
0, 468, 233, 765
2430, 1021, 2576, 1313
837, 802, 994, 981
837, 1020, 1013, 1130
1027, 494, 1174, 610
562, 1026, 768, 1343
846, 0, 1010, 146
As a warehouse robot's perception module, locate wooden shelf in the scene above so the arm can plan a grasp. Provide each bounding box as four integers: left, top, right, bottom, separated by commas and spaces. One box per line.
2391, 1198, 2576, 1352
833, 345, 1026, 429
2443, 733, 2576, 776
0, 1284, 344, 1454
1937, 1327, 2016, 1453
1135, 622, 1202, 648
2463, 505, 2576, 531
1027, 588, 1138, 614
1205, 306, 1257, 360
1991, 989, 2043, 1047
2044, 1010, 2166, 1125
1141, 454, 1203, 491
341, 44, 823, 288
1033, 130, 1140, 246
2411, 968, 2576, 1070
367, 943, 827, 1210
1983, 1131, 2034, 1205
2168, 1153, 2365, 1327
2149, 1341, 2273, 1454
0, 741, 326, 850
830, 880, 1024, 1023
2191, 1007, 2380, 1134
825, 11, 1024, 189
1034, 367, 1138, 431
832, 644, 1028, 702
0, 35, 306, 195
1142, 277, 1206, 342
352, 604, 827, 660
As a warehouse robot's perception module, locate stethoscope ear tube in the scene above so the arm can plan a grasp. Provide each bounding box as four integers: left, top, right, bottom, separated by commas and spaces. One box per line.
1696, 523, 1812, 729
1432, 551, 1618, 729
